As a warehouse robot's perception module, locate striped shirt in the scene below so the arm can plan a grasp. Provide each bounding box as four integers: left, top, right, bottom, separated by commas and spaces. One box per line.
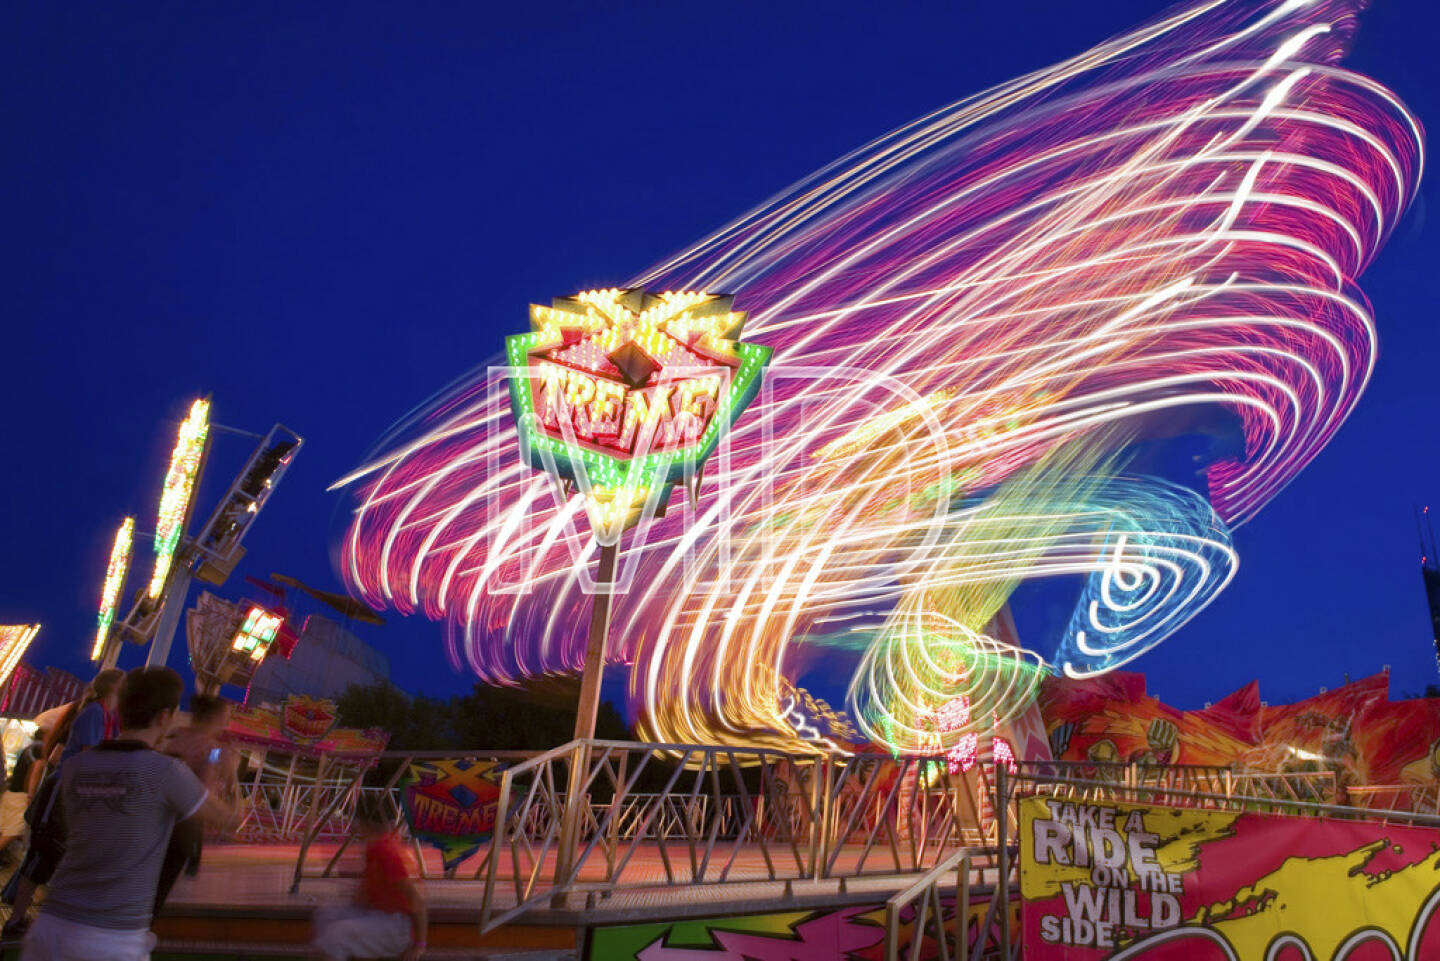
43, 742, 207, 930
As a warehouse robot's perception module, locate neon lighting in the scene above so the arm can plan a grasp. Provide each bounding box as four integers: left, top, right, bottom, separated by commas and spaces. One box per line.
335, 1, 1422, 753
948, 734, 979, 775
507, 288, 771, 541
92, 516, 135, 661
148, 399, 210, 599
933, 695, 971, 734
231, 606, 283, 662
992, 736, 1018, 775
0, 625, 40, 689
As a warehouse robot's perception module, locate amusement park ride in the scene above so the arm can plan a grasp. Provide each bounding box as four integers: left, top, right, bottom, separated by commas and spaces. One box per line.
92, 397, 303, 674
8, 2, 1431, 957
0, 624, 42, 691
185, 591, 295, 696
504, 288, 771, 742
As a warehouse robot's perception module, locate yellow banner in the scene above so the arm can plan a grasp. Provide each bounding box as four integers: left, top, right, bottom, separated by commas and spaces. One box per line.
1019, 795, 1440, 959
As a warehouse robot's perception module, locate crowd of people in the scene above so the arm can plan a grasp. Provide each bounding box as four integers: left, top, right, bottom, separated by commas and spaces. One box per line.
0, 667, 426, 961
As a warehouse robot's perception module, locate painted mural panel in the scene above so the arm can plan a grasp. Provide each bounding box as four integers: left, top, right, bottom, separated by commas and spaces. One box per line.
587, 897, 1019, 961
1020, 796, 1440, 959
1041, 671, 1440, 806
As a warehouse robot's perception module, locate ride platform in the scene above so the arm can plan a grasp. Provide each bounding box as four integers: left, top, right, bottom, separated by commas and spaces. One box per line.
23, 841, 986, 959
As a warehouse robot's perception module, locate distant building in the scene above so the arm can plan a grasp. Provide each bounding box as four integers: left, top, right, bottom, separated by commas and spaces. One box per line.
244, 614, 389, 706
1, 664, 86, 718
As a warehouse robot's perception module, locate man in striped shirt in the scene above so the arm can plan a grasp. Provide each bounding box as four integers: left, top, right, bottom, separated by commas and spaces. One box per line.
21, 667, 238, 961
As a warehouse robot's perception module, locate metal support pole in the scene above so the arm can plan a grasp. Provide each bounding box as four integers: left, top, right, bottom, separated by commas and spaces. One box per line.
554, 539, 619, 904
572, 541, 617, 742
996, 765, 1009, 961
146, 568, 193, 668
820, 755, 837, 878
808, 757, 823, 879
99, 634, 122, 671
957, 852, 969, 961
604, 751, 628, 880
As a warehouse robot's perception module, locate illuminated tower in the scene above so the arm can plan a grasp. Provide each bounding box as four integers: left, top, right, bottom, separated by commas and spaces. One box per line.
105, 399, 303, 669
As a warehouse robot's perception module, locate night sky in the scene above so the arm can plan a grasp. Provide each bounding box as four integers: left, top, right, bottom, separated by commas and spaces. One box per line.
2, 1, 1437, 715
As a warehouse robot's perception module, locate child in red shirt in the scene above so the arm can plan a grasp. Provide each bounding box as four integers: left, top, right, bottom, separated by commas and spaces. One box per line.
313, 807, 428, 961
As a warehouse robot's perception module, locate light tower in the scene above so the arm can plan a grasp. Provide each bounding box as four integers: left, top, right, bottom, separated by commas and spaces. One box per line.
92, 517, 136, 661
104, 399, 303, 669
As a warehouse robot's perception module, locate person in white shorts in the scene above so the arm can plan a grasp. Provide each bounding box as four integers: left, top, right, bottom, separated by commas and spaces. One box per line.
313, 803, 426, 961
20, 668, 237, 961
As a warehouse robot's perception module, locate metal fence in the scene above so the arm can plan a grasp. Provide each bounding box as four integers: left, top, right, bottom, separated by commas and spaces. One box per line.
254, 740, 998, 929
284, 748, 541, 893
885, 848, 976, 961
234, 747, 382, 842
1348, 783, 1440, 815
272, 740, 1439, 950
477, 739, 996, 930
1013, 760, 1337, 806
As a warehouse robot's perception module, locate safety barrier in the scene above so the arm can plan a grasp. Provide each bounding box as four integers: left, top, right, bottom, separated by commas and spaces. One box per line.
277, 740, 1425, 951
1013, 760, 1336, 804
1347, 782, 1440, 814
477, 740, 996, 930
234, 747, 382, 842
884, 848, 978, 961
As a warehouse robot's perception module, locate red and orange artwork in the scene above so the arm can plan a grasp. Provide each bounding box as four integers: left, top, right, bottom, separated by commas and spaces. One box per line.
1041, 671, 1440, 804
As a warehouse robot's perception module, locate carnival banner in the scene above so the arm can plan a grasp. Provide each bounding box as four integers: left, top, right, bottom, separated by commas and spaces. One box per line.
399, 758, 506, 871
227, 695, 388, 756
1020, 796, 1440, 959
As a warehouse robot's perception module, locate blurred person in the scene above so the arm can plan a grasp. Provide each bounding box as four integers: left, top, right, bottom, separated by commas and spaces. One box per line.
58, 669, 122, 764
20, 667, 238, 961
3, 669, 125, 940
159, 696, 235, 780
152, 695, 238, 918
0, 727, 48, 858
312, 802, 427, 961
25, 669, 123, 793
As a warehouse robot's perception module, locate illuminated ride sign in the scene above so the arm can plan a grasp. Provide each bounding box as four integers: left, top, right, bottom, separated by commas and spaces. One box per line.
92, 517, 136, 661
0, 625, 40, 689
148, 398, 211, 599
506, 288, 771, 539
231, 605, 283, 661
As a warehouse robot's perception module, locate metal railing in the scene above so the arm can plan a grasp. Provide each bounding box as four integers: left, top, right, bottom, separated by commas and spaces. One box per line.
282, 738, 1001, 921
884, 848, 975, 961
477, 740, 996, 930
879, 846, 1027, 961
275, 738, 1437, 948
234, 747, 383, 842
287, 748, 541, 892
1014, 760, 1336, 806
1348, 783, 1440, 814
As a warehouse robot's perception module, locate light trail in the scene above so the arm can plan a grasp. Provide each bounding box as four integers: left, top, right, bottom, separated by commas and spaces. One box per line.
335, 0, 1422, 754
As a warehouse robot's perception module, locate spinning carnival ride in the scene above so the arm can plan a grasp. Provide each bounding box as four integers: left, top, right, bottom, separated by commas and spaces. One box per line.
336, 0, 1423, 755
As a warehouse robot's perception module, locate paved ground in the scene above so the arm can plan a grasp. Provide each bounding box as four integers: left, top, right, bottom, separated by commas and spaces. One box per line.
165, 839, 984, 917
0, 839, 993, 958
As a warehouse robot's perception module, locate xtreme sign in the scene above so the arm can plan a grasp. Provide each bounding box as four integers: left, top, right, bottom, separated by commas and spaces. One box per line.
506, 288, 771, 537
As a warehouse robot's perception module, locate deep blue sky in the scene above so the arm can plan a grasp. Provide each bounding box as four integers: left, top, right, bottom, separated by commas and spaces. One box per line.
1, 1, 1436, 714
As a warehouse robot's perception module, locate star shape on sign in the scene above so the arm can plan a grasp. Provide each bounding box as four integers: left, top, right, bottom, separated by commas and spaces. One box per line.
406, 759, 503, 808
529, 288, 749, 385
